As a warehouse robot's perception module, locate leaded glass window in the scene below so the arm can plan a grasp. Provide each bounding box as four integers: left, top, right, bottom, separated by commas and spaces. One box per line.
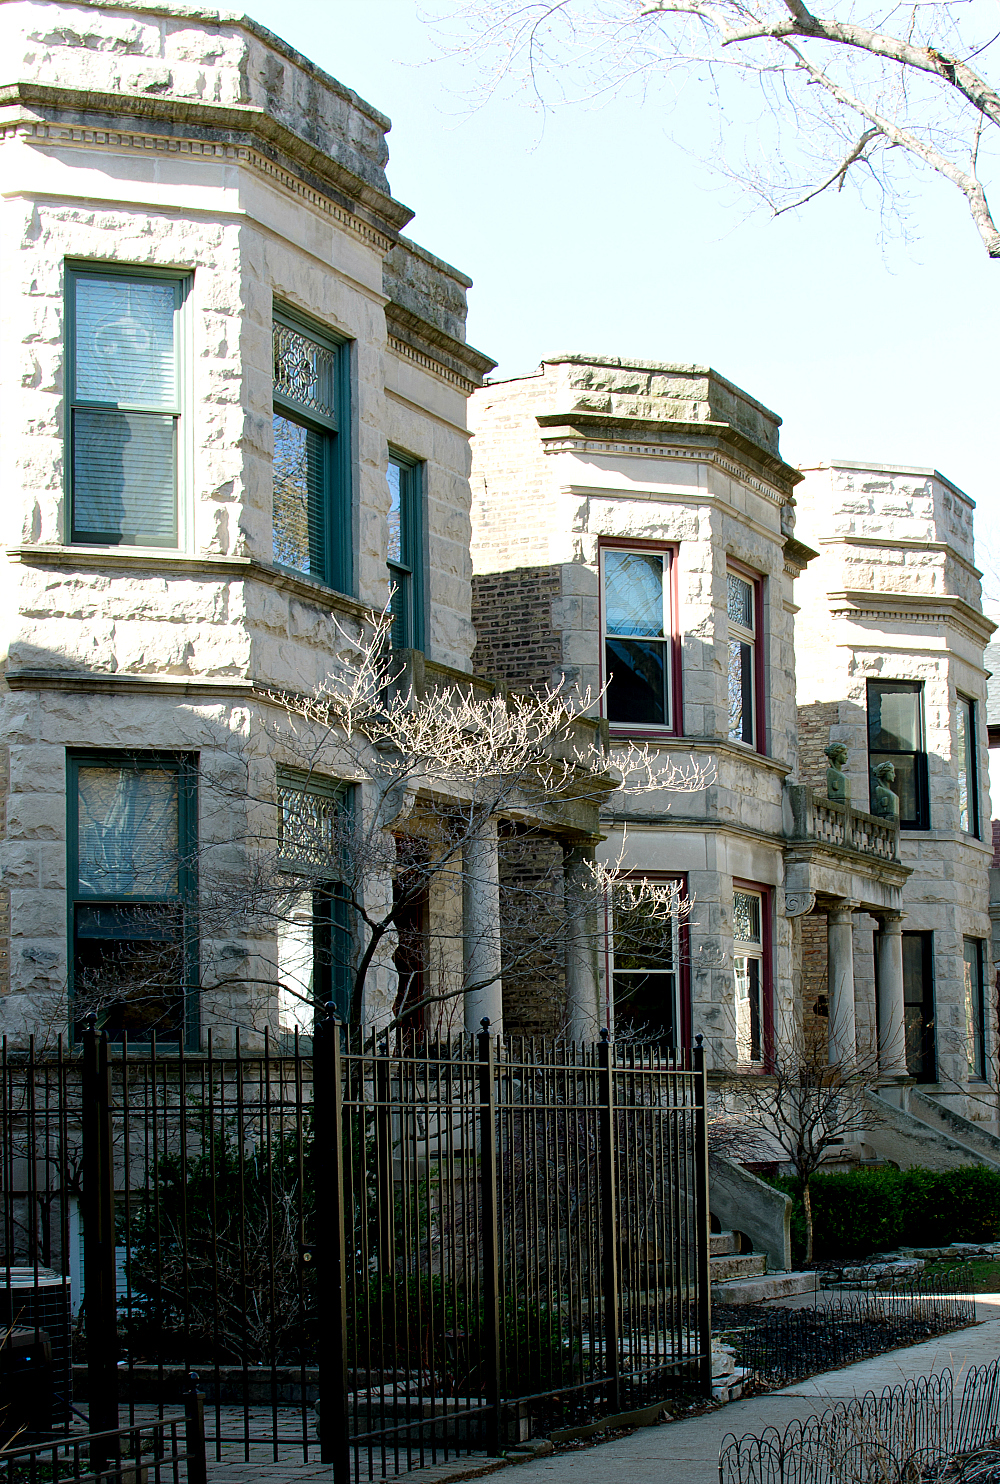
733, 888, 765, 1065
69, 270, 186, 547
272, 311, 349, 592
275, 768, 352, 1028
601, 548, 673, 727
727, 571, 757, 747
69, 754, 196, 1042
964, 937, 986, 1080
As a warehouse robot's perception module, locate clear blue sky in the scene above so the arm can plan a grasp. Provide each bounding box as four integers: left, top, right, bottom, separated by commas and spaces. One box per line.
245, 0, 998, 564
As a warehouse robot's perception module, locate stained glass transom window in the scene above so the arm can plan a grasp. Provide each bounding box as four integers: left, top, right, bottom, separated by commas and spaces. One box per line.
733, 890, 761, 946
273, 323, 337, 423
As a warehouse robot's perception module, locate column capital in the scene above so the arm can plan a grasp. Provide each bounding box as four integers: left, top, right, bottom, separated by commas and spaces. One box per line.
827, 900, 860, 923
878, 910, 906, 931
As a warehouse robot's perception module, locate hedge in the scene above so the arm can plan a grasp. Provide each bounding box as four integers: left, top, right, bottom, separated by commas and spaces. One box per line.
767, 1164, 1000, 1262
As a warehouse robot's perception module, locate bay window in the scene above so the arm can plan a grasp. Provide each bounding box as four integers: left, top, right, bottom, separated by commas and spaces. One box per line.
727, 569, 759, 748
610, 883, 683, 1049
957, 696, 980, 836
867, 681, 929, 829
733, 887, 767, 1065
964, 936, 987, 1080
276, 767, 352, 1028
386, 453, 424, 650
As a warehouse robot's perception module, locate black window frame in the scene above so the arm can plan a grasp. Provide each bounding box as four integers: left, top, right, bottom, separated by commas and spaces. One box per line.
386, 451, 425, 652
271, 307, 352, 594
867, 680, 930, 830
901, 929, 936, 1081
66, 749, 198, 1046
964, 936, 987, 1081
957, 694, 981, 837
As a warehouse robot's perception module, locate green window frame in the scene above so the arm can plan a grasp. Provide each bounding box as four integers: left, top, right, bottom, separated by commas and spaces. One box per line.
272, 308, 351, 593
275, 767, 353, 1025
66, 751, 198, 1045
65, 263, 191, 548
386, 452, 425, 651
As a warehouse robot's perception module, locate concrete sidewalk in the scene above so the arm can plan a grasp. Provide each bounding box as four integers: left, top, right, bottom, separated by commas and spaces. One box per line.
513, 1298, 1000, 1484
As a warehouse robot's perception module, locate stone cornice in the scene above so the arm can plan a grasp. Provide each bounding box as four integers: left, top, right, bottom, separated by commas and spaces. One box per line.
825, 590, 996, 647
783, 837, 912, 889
601, 813, 787, 852
3, 669, 257, 699
816, 533, 983, 582
385, 304, 496, 395
783, 535, 819, 575
6, 545, 373, 622
609, 736, 792, 780
535, 412, 802, 501
0, 83, 413, 246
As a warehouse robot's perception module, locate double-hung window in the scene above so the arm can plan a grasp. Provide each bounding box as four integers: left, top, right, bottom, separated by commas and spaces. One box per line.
386, 453, 424, 650
867, 681, 929, 829
68, 266, 188, 547
276, 768, 352, 1028
601, 546, 674, 728
68, 752, 196, 1041
902, 931, 936, 1079
964, 937, 987, 1080
272, 311, 350, 591
727, 569, 759, 748
733, 887, 766, 1066
610, 883, 682, 1050
957, 696, 980, 836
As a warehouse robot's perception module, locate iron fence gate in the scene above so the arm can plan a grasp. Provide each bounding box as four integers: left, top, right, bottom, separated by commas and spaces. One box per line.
1, 1020, 710, 1481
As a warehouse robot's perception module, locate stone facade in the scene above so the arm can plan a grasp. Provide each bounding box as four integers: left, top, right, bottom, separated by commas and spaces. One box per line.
469, 356, 819, 1066
469, 366, 997, 1138
0, 0, 563, 1047
795, 463, 996, 1125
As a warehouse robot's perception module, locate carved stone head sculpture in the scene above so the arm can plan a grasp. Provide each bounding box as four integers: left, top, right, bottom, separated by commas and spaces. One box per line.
824, 741, 850, 804
870, 759, 899, 820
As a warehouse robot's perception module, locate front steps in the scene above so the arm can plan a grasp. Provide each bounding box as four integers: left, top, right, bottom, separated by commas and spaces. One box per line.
710, 1229, 818, 1305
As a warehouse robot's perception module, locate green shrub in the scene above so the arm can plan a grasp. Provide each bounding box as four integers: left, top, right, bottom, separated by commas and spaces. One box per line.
765, 1164, 1000, 1262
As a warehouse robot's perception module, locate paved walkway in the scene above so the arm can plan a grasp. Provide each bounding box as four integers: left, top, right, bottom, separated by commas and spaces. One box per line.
508, 1296, 1000, 1484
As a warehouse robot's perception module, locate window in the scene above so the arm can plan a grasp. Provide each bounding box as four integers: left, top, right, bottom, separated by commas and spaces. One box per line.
727, 570, 758, 748
272, 311, 350, 592
902, 931, 935, 1080
733, 887, 766, 1065
957, 697, 980, 836
386, 454, 424, 650
67, 267, 188, 547
610, 884, 682, 1049
601, 546, 674, 728
276, 768, 352, 1027
867, 681, 929, 829
68, 753, 196, 1040
964, 937, 987, 1080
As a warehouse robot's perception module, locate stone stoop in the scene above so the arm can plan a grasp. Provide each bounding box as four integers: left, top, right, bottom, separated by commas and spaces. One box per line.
710, 1231, 739, 1257
711, 1270, 819, 1305
710, 1253, 768, 1282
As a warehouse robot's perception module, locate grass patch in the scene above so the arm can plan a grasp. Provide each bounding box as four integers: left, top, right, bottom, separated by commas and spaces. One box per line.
926, 1258, 1000, 1292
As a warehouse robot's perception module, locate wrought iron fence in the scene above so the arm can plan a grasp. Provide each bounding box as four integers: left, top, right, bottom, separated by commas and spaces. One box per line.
0, 1383, 206, 1484
1, 1021, 710, 1482
714, 1265, 976, 1391
719, 1357, 1000, 1484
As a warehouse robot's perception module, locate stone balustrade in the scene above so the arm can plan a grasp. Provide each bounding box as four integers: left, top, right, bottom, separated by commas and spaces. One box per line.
785, 784, 900, 864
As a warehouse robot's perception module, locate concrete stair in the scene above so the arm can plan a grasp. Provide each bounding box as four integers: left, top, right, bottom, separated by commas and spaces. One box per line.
710, 1228, 818, 1305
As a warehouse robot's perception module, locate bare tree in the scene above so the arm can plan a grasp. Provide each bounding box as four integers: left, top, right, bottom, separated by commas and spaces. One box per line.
718, 1035, 883, 1262
436, 1, 1000, 256
69, 606, 713, 1043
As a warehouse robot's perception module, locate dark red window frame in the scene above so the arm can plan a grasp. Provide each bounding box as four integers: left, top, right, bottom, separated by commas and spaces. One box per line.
727, 559, 767, 756
732, 878, 774, 1072
598, 537, 683, 739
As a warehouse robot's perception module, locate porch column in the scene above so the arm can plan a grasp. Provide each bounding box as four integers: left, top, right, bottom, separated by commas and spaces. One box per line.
564, 844, 601, 1041
463, 817, 503, 1035
877, 911, 908, 1076
827, 901, 858, 1066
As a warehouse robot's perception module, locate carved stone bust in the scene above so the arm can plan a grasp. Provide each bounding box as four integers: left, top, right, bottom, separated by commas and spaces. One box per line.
824, 741, 851, 804
870, 760, 899, 820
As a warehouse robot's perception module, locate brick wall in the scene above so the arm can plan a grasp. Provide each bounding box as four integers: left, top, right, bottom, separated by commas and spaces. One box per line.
472, 566, 563, 690
499, 831, 567, 1034
800, 913, 829, 1054
796, 700, 841, 792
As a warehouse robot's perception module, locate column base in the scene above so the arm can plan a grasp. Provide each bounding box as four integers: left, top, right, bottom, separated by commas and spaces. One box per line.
875, 1074, 915, 1112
